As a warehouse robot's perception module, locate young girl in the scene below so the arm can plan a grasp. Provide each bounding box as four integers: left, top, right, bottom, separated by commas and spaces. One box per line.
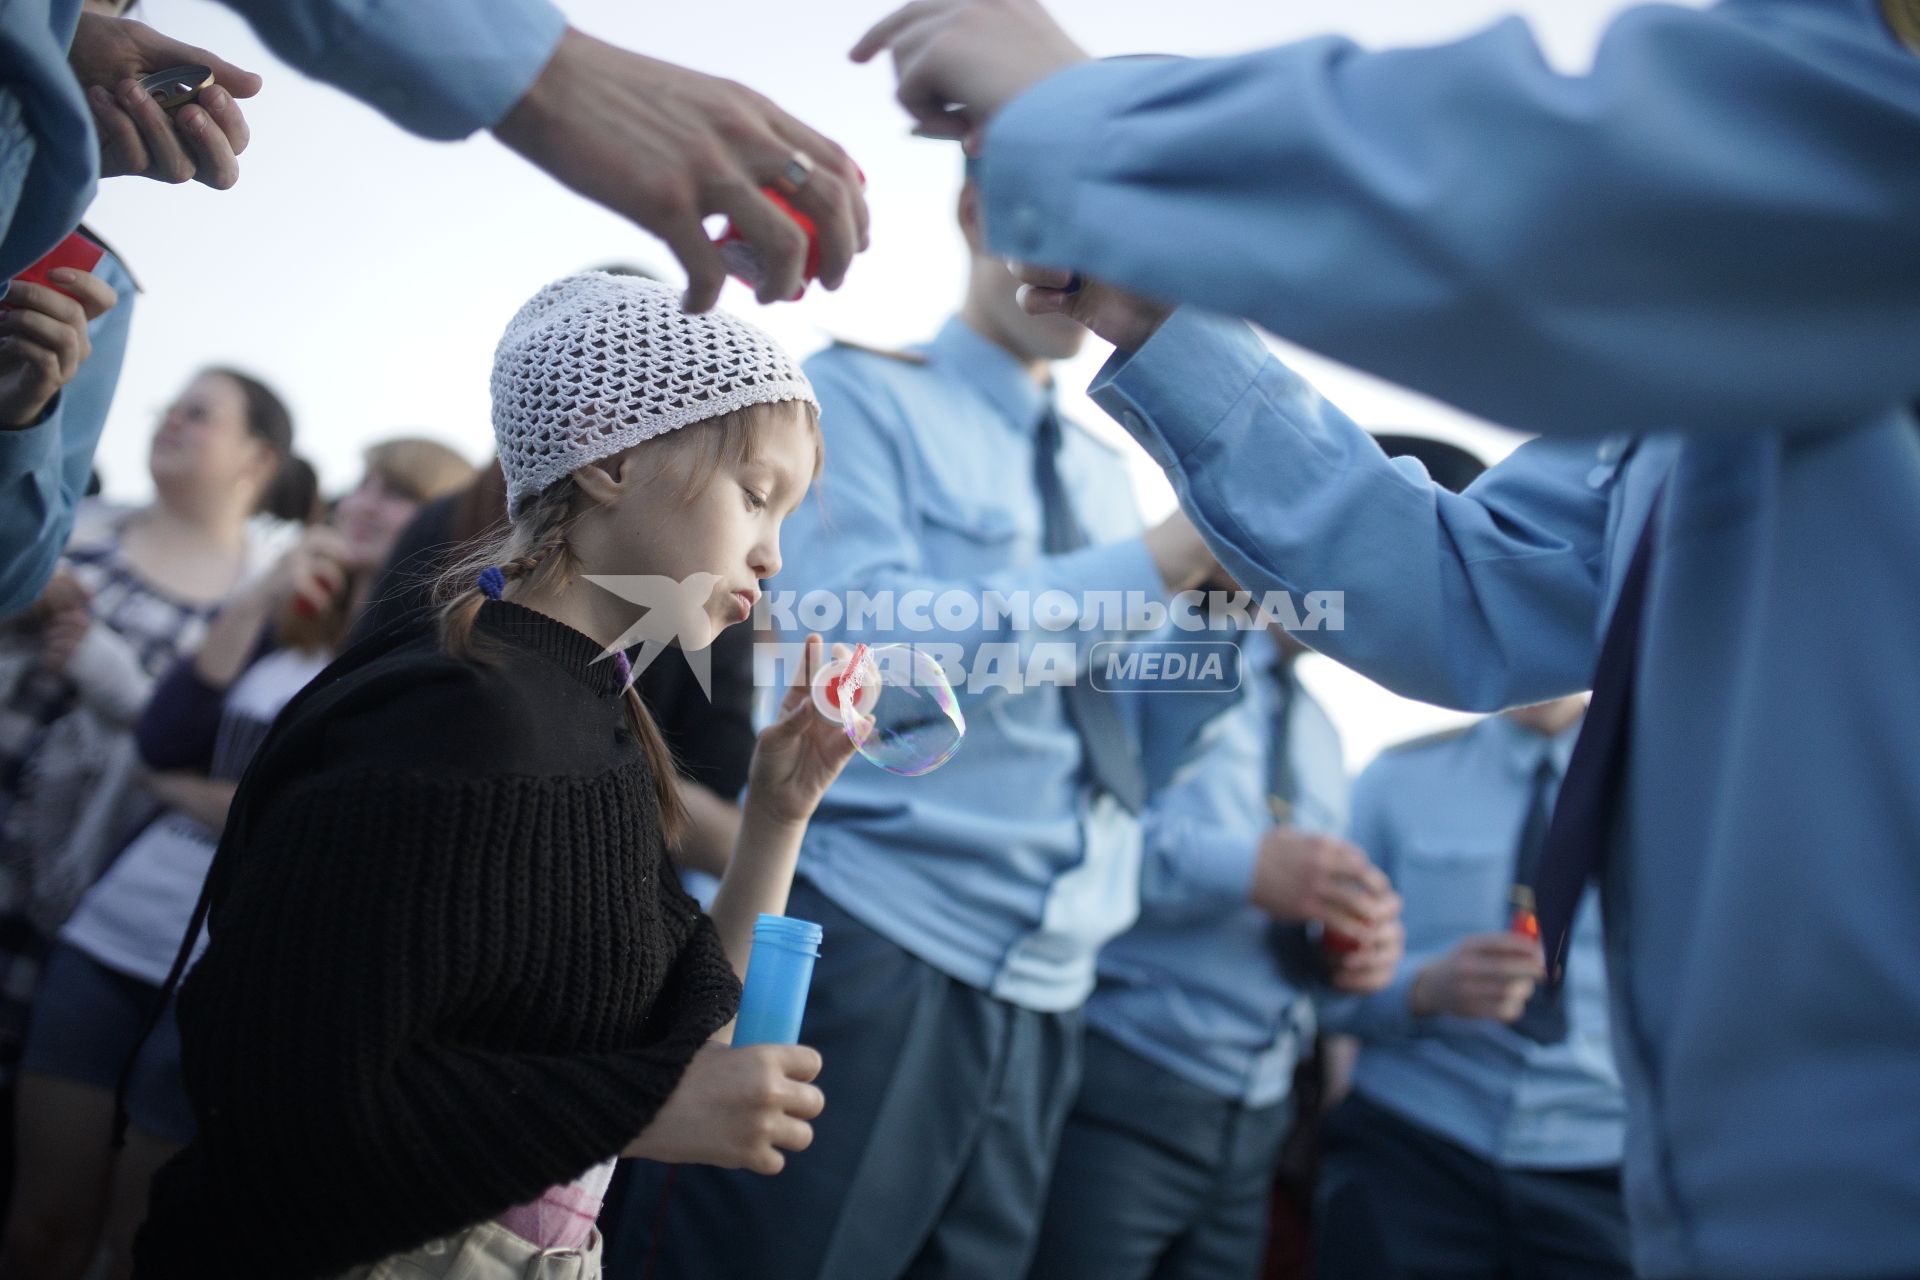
131, 275, 855, 1279
3, 439, 473, 1280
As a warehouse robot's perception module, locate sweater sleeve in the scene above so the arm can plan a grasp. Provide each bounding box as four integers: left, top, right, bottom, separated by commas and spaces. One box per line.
138, 766, 738, 1280
135, 658, 229, 772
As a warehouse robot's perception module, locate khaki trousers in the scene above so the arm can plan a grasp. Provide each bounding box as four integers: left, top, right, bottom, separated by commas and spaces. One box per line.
336, 1220, 601, 1280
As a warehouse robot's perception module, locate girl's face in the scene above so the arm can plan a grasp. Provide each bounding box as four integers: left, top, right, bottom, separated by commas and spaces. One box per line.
571, 403, 818, 651
149, 373, 276, 499
332, 472, 422, 572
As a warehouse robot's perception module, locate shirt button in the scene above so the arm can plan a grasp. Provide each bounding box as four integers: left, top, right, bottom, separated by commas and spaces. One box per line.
1597, 437, 1622, 463
1010, 204, 1043, 252
1121, 410, 1148, 436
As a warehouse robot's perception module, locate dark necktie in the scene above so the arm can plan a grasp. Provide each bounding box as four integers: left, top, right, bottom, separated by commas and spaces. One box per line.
1263, 659, 1320, 979
1535, 487, 1665, 982
1509, 753, 1569, 1044
1034, 410, 1146, 813
1266, 658, 1297, 824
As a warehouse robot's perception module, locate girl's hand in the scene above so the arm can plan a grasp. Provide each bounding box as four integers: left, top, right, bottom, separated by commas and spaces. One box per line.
624, 1042, 825, 1174
744, 634, 861, 827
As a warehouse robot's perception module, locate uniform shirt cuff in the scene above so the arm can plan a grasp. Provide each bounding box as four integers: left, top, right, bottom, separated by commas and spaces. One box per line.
1321, 951, 1436, 1041
0, 395, 61, 472
978, 58, 1161, 268
253, 0, 567, 140
1088, 308, 1272, 471
1142, 808, 1257, 915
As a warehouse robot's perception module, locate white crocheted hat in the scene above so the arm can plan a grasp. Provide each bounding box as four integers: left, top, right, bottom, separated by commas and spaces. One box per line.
491, 273, 817, 519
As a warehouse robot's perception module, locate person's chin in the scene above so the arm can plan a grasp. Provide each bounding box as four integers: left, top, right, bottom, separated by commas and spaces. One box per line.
1031, 314, 1088, 358
684, 607, 725, 649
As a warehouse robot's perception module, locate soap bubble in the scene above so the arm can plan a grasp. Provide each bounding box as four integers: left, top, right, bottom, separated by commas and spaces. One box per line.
811, 644, 965, 776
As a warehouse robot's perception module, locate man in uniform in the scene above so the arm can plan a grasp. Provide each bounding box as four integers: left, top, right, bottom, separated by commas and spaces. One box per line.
1025, 436, 1479, 1280
606, 163, 1241, 1279
1317, 695, 1629, 1280
854, 2, 1920, 1274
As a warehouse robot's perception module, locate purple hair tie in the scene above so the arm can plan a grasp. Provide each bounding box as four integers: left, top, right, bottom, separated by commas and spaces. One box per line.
613, 649, 633, 686
477, 566, 506, 601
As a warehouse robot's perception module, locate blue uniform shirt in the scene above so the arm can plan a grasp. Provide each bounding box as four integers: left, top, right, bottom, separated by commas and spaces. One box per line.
780, 319, 1172, 1011
1087, 629, 1349, 1107
215, 0, 565, 141
1322, 715, 1626, 1171
978, 5, 1920, 1273
0, 0, 91, 281
0, 244, 136, 616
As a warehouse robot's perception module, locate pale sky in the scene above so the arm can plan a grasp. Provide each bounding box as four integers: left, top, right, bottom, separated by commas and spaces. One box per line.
85, 0, 1698, 769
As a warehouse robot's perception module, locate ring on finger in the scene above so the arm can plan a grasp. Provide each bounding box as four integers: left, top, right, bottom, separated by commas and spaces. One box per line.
772, 150, 816, 198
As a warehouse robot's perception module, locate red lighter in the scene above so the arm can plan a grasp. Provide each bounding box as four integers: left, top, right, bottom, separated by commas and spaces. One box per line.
1321, 927, 1362, 957
1509, 886, 1541, 941
716, 190, 821, 301
714, 165, 864, 302
8, 231, 105, 303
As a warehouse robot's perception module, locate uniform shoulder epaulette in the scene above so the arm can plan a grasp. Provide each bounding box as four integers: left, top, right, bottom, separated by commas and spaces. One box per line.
827, 338, 930, 365
1380, 722, 1476, 757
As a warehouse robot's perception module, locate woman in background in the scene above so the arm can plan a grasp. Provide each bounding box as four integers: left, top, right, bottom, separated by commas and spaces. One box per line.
0, 369, 308, 1199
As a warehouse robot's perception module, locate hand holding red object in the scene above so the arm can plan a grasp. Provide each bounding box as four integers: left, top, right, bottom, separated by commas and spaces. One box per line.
1410, 933, 1546, 1022
0, 269, 119, 429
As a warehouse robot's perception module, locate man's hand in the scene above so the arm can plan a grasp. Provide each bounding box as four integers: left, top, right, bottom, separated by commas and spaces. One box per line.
69, 13, 261, 189
1251, 828, 1395, 930
851, 0, 1088, 145
0, 274, 118, 428
1324, 916, 1405, 995
1409, 934, 1546, 1021
1253, 829, 1405, 994
495, 29, 869, 312
1012, 264, 1171, 353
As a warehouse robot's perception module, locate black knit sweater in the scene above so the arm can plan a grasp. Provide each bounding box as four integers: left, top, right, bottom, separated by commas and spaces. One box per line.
133, 603, 741, 1279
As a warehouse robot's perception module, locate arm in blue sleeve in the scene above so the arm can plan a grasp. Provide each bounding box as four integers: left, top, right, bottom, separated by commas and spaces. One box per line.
1091, 310, 1610, 712
1135, 705, 1266, 923
1319, 755, 1434, 1040
1137, 807, 1255, 923
984, 2, 1920, 433
1136, 782, 1259, 921
778, 355, 1167, 690
212, 0, 565, 140
0, 250, 134, 618
0, 409, 67, 617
